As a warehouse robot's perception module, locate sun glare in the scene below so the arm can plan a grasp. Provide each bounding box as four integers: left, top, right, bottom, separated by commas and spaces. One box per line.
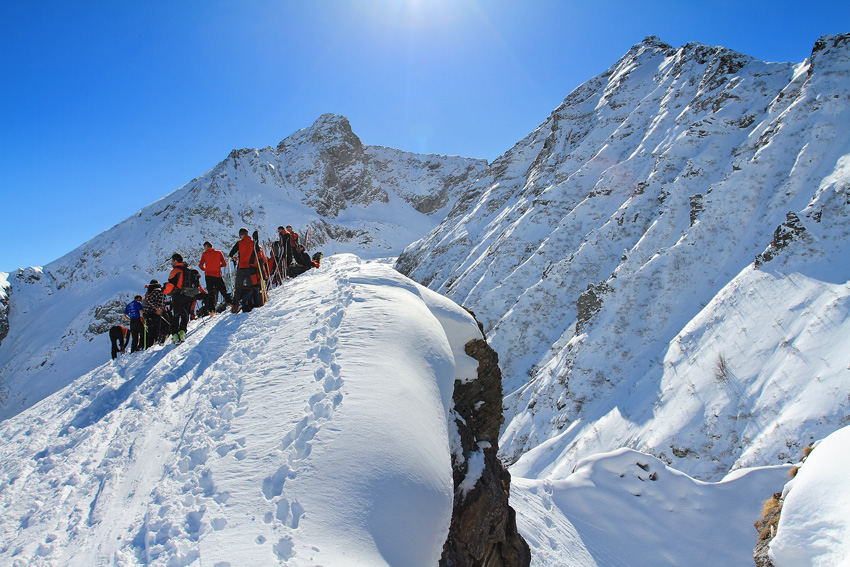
355, 0, 481, 31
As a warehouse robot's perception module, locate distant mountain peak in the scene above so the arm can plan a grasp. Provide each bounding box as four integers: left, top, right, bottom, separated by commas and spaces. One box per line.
639, 35, 673, 51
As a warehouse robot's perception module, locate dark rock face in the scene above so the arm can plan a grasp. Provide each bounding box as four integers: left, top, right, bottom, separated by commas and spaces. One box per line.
754, 211, 808, 267
0, 286, 9, 348
576, 281, 611, 333
441, 329, 531, 567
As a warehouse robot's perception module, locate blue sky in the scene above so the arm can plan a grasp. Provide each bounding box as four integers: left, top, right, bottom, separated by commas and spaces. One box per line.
1, 0, 847, 271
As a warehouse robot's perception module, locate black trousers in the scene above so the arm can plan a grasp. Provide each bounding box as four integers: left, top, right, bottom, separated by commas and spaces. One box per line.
233, 268, 255, 306
170, 294, 193, 334
205, 275, 231, 305
144, 312, 162, 346
109, 326, 128, 359
129, 318, 145, 352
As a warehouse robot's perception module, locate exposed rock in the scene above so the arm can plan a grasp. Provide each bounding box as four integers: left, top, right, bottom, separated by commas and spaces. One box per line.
754, 211, 808, 267
576, 282, 612, 333
441, 321, 531, 567
753, 492, 782, 567
0, 280, 9, 348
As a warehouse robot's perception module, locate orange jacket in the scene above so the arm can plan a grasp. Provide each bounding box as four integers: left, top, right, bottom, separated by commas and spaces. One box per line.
229, 235, 257, 270
163, 263, 187, 295
199, 248, 227, 278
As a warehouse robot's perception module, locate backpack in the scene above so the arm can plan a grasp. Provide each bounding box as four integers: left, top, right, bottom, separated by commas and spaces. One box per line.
180, 266, 201, 297
312, 252, 323, 262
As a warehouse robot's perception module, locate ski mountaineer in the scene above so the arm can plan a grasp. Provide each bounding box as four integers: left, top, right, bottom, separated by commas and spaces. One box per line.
285, 225, 299, 262
252, 230, 268, 307
142, 279, 166, 347
109, 325, 130, 360
162, 253, 193, 343
123, 295, 146, 353
229, 227, 258, 313
277, 225, 297, 268
198, 241, 231, 311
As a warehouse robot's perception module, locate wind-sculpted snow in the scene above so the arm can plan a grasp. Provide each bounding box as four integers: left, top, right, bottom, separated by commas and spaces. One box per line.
768, 424, 850, 567
510, 448, 792, 567
0, 114, 486, 420
398, 34, 850, 480
0, 256, 483, 566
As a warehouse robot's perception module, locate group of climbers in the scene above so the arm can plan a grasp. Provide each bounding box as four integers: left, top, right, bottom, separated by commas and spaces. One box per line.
109, 225, 321, 358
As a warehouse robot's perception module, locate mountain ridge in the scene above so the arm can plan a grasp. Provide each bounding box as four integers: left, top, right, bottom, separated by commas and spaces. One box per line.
397, 32, 850, 480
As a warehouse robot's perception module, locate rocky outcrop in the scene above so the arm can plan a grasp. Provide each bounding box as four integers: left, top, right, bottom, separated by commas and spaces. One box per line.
442, 320, 531, 567
754, 211, 808, 267
753, 491, 782, 567
0, 277, 10, 348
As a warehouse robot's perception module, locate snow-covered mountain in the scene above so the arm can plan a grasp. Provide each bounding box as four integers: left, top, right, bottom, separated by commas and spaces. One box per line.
0, 114, 486, 421
398, 34, 850, 481
3, 33, 850, 567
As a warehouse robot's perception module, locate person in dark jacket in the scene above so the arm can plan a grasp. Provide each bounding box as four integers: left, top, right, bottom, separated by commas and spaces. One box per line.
109, 325, 130, 359
143, 279, 166, 346
287, 245, 315, 278
123, 295, 146, 352
163, 253, 192, 343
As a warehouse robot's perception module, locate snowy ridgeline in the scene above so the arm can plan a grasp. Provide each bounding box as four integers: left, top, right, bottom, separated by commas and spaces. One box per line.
0, 255, 818, 567
398, 34, 850, 481
0, 257, 483, 566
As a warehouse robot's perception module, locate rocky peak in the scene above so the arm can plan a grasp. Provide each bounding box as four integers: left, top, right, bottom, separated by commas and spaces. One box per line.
308, 113, 364, 161
809, 33, 850, 75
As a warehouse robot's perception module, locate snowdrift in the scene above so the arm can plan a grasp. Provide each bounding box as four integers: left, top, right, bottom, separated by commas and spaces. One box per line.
0, 256, 483, 566
510, 449, 792, 567
769, 424, 850, 567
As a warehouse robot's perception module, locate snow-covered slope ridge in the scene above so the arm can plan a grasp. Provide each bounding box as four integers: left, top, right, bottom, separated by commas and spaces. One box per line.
0, 114, 487, 421
0, 256, 484, 566
511, 448, 792, 567
768, 424, 850, 567
397, 34, 850, 480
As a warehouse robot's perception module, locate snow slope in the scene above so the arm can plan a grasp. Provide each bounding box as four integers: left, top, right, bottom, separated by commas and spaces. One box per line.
0, 256, 483, 566
511, 449, 791, 567
398, 34, 850, 480
0, 114, 487, 421
0, 256, 798, 567
769, 424, 850, 567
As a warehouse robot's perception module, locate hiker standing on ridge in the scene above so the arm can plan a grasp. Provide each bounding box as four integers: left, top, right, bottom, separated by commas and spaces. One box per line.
143, 279, 166, 346
199, 240, 231, 311
163, 253, 193, 343
285, 225, 299, 265
277, 226, 298, 268
123, 295, 146, 353
109, 325, 130, 360
229, 227, 258, 313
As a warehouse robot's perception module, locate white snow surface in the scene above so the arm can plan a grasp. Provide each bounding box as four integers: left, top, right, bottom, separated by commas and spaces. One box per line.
511, 449, 791, 567
0, 256, 483, 566
769, 424, 850, 567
